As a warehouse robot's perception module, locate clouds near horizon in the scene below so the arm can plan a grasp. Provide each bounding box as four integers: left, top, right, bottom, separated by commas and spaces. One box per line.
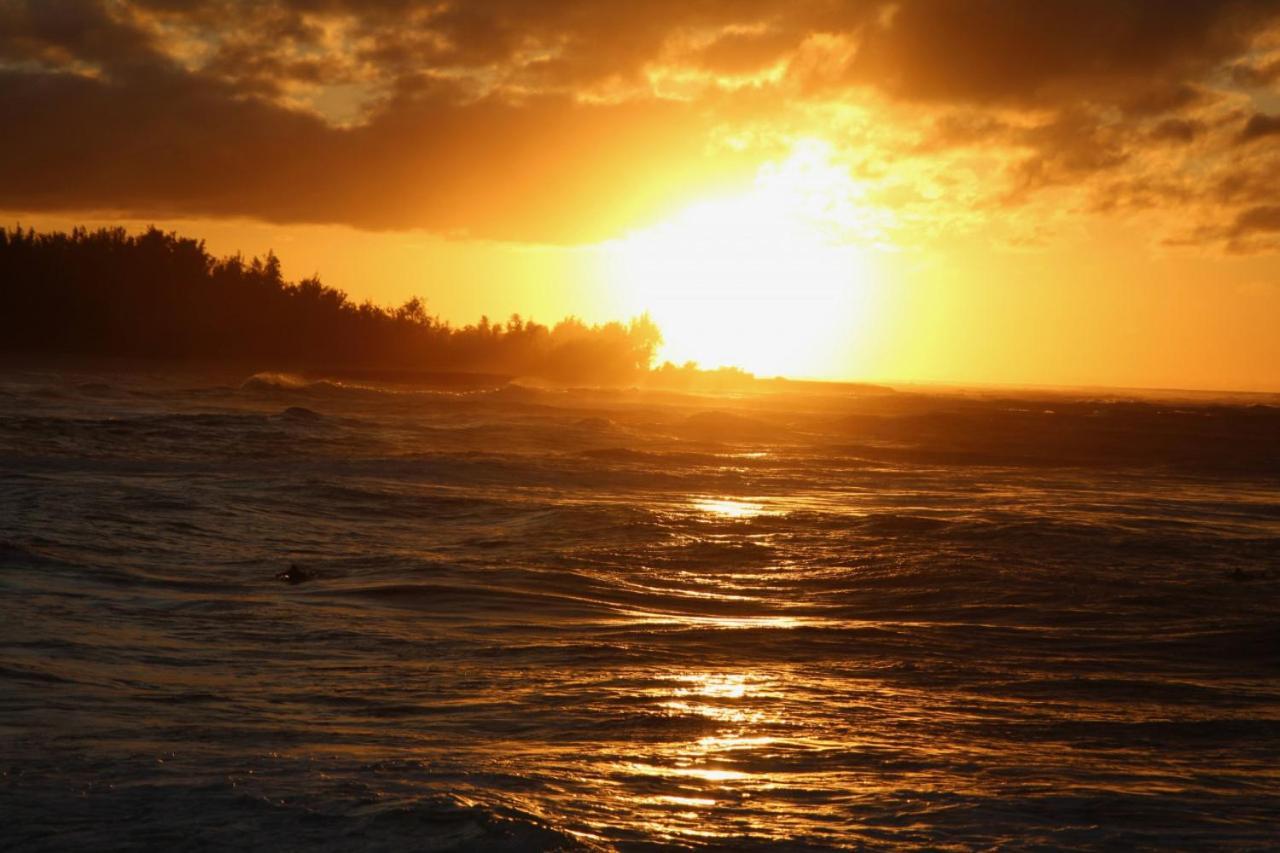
3, 0, 1280, 247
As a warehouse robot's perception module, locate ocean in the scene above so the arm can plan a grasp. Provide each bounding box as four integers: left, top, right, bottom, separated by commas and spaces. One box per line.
2, 366, 1278, 850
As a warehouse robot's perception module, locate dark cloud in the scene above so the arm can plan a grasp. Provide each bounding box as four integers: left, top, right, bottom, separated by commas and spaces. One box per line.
838, 0, 1276, 105
1213, 156, 1280, 208
1232, 205, 1280, 235
1220, 204, 1280, 252
1008, 110, 1129, 198
1229, 57, 1280, 87
0, 65, 756, 241
1238, 112, 1280, 143
0, 0, 168, 76
1090, 176, 1195, 216
1117, 83, 1211, 118
1150, 117, 1204, 144
3, 0, 1280, 243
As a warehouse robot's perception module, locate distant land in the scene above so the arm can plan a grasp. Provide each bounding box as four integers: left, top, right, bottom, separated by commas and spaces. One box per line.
0, 225, 668, 387
0, 224, 910, 394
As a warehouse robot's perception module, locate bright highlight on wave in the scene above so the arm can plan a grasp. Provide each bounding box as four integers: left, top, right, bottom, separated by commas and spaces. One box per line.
693, 497, 768, 519
608, 140, 890, 378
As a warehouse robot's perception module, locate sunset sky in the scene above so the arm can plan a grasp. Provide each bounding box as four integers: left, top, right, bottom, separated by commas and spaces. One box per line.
3, 1, 1280, 390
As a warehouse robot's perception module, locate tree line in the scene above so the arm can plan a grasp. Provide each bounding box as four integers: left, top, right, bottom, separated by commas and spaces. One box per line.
0, 226, 662, 384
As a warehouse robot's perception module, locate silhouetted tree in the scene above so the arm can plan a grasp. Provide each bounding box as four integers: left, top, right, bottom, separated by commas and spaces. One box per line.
0, 226, 663, 383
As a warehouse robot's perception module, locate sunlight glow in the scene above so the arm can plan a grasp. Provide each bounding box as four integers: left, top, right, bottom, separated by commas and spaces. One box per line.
692, 497, 767, 519
608, 140, 889, 378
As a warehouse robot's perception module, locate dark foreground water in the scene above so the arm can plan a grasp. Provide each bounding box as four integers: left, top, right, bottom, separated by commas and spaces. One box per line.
2, 366, 1278, 850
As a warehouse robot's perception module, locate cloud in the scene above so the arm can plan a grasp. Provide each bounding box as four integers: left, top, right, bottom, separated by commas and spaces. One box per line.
835, 0, 1275, 105
1234, 204, 1280, 233
1205, 204, 1280, 252
1007, 110, 1130, 197
0, 0, 168, 75
1149, 118, 1204, 144
1238, 112, 1280, 143
1230, 56, 1280, 87
2, 0, 1280, 246
0, 68, 757, 242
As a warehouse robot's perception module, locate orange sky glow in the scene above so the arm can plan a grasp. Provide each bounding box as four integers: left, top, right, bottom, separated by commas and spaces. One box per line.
3, 1, 1280, 390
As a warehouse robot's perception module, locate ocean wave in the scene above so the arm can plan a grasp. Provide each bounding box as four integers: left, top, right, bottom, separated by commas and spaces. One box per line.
0, 539, 49, 565
237, 371, 546, 405
3, 365, 1279, 850
240, 371, 356, 396
2, 773, 588, 853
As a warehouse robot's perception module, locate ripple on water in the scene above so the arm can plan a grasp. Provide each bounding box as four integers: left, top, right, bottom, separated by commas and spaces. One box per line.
1, 368, 1278, 849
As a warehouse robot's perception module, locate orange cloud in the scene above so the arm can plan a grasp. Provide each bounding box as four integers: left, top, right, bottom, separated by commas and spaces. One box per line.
3, 0, 1280, 248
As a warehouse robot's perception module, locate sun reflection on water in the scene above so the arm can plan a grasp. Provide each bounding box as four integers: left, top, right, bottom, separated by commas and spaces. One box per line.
624, 762, 750, 782
692, 497, 768, 519
673, 672, 749, 699
598, 670, 793, 843
621, 610, 816, 630
645, 794, 719, 808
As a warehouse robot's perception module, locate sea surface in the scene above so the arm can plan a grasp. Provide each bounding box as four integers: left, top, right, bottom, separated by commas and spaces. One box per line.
2, 366, 1278, 850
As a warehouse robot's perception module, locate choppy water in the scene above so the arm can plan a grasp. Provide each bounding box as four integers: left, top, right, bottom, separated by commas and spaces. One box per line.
2, 366, 1278, 850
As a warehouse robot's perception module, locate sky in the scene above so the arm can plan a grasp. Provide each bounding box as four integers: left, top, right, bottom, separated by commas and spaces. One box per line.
2, 0, 1280, 390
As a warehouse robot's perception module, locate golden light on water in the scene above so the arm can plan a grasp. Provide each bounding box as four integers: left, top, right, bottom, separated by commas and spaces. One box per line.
692, 497, 769, 519
630, 674, 774, 783
644, 795, 719, 809
608, 141, 887, 378
674, 672, 750, 700
624, 763, 750, 783
603, 671, 800, 845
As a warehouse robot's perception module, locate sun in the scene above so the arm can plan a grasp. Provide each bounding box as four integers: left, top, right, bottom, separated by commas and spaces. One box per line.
606, 140, 888, 378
